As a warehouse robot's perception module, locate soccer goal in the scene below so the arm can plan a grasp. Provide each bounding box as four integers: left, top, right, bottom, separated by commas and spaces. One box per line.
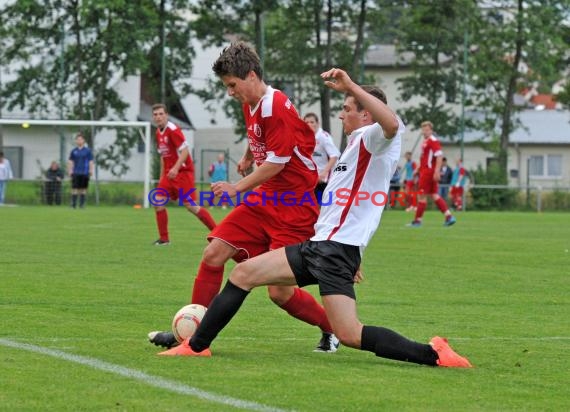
0, 118, 153, 208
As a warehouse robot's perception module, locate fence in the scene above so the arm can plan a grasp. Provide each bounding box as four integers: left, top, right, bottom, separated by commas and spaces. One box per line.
387, 183, 570, 212
2, 179, 569, 212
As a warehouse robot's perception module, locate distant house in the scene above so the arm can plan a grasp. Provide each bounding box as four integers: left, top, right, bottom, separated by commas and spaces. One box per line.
441, 110, 570, 187
364, 44, 570, 188
363, 44, 458, 163
0, 74, 195, 182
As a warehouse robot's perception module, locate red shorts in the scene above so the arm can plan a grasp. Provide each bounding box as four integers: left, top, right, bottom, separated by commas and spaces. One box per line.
157, 171, 196, 202
450, 186, 464, 197
418, 171, 438, 195
405, 180, 416, 192
208, 193, 319, 259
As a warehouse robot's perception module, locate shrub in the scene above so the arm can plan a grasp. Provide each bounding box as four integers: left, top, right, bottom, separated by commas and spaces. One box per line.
469, 164, 519, 210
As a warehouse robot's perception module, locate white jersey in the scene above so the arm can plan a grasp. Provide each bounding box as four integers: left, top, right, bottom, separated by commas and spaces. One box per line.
312, 117, 404, 253
312, 128, 341, 177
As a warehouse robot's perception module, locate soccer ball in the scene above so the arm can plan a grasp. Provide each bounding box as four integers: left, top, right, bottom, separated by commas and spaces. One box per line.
171, 304, 207, 343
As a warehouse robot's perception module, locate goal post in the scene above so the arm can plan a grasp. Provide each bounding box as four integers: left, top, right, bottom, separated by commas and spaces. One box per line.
0, 118, 153, 208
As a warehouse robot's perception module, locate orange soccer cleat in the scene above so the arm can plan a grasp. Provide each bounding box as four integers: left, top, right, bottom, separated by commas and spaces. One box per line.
430, 336, 472, 368
158, 339, 212, 357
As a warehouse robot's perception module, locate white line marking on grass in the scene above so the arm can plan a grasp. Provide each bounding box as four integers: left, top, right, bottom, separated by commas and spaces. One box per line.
450, 337, 570, 341
0, 338, 291, 412
17, 336, 570, 343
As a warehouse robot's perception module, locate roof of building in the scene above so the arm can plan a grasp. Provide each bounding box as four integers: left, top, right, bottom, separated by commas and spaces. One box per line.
442, 109, 570, 145
364, 44, 452, 68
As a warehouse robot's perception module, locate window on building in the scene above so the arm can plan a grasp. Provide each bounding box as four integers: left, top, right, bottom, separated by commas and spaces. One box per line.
528, 156, 544, 176
529, 154, 562, 178
547, 154, 562, 177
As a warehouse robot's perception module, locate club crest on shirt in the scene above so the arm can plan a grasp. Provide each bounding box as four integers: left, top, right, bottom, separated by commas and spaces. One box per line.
253, 124, 262, 138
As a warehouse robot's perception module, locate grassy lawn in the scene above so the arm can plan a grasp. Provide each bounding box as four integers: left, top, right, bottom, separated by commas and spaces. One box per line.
1, 206, 568, 411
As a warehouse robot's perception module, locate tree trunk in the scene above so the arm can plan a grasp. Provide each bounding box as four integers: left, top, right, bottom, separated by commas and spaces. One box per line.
319, 0, 332, 134
351, 0, 367, 81
71, 0, 84, 120
499, 0, 524, 181
254, 2, 264, 74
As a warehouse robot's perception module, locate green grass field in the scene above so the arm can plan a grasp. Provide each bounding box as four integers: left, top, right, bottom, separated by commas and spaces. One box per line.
1, 206, 568, 411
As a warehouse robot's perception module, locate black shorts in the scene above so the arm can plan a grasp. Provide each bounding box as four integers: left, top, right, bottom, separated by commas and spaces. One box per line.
285, 240, 361, 300
72, 174, 90, 190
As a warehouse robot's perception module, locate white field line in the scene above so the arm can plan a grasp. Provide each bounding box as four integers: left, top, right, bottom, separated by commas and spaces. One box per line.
6, 336, 570, 343
0, 338, 292, 412
449, 337, 570, 341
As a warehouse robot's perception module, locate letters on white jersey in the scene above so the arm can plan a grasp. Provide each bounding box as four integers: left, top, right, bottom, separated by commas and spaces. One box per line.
312, 117, 404, 253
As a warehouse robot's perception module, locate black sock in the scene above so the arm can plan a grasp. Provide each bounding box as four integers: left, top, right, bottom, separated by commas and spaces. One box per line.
79, 194, 86, 207
361, 325, 438, 366
72, 194, 78, 208
190, 280, 250, 352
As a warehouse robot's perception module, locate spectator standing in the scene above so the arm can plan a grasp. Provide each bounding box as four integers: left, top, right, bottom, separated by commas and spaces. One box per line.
45, 161, 64, 205
402, 151, 417, 212
438, 157, 453, 199
209, 153, 228, 184
450, 158, 468, 211
0, 151, 14, 205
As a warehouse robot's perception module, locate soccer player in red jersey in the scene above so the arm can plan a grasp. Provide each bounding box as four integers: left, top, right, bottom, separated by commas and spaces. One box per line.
149, 42, 337, 352
151, 104, 216, 245
159, 68, 471, 369
408, 121, 456, 227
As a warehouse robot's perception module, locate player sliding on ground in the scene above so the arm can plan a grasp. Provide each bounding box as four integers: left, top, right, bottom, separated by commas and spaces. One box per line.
159, 67, 472, 368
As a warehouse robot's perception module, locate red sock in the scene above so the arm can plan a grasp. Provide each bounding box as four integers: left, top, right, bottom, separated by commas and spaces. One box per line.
414, 201, 427, 221
435, 197, 449, 214
191, 261, 224, 307
196, 208, 217, 230
155, 209, 169, 241
280, 288, 332, 333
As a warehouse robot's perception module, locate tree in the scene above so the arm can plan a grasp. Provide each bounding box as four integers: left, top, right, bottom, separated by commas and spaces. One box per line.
467, 0, 568, 179
0, 0, 195, 176
394, 0, 475, 138
189, 0, 360, 138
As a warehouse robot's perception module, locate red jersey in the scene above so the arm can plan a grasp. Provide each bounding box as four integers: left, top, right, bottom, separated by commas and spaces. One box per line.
156, 121, 194, 173
419, 135, 443, 173
244, 87, 317, 197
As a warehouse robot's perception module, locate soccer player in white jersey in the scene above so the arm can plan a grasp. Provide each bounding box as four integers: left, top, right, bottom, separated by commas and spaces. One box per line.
303, 112, 340, 204
159, 68, 472, 368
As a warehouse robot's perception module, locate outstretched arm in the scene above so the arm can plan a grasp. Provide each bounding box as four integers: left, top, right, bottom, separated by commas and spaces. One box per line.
321, 68, 399, 138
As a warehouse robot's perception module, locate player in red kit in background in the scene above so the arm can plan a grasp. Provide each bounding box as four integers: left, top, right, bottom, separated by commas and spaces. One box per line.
151, 104, 216, 245
149, 42, 338, 352
408, 121, 456, 227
